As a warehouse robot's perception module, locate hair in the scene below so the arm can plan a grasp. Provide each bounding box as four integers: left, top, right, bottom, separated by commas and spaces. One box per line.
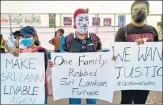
14, 30, 21, 35
131, 0, 150, 13
55, 31, 58, 36
58, 29, 64, 34
0, 34, 2, 37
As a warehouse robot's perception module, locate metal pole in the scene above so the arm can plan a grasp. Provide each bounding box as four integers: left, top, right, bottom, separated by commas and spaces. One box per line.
9, 14, 12, 34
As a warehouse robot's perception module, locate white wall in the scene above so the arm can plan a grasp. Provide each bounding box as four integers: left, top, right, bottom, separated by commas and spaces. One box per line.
1, 1, 162, 14
1, 1, 162, 50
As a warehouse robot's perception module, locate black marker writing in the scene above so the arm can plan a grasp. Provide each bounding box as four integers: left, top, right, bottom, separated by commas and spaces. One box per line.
54, 56, 72, 66
72, 88, 99, 96
138, 47, 162, 61
112, 46, 131, 62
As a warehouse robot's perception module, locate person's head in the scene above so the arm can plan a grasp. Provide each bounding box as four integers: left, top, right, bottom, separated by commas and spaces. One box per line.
73, 8, 89, 35
55, 31, 58, 37
57, 29, 64, 36
0, 34, 3, 41
14, 30, 23, 40
20, 26, 38, 48
131, 0, 150, 24
17, 34, 23, 40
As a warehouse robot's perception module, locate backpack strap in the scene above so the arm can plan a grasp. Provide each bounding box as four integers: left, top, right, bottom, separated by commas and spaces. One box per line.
90, 32, 98, 52
65, 33, 74, 51
124, 25, 128, 41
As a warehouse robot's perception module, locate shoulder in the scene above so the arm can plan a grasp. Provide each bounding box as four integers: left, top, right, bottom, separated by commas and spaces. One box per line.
144, 24, 158, 34
37, 47, 47, 53
65, 33, 74, 41
89, 32, 101, 41
117, 26, 127, 33
143, 24, 157, 31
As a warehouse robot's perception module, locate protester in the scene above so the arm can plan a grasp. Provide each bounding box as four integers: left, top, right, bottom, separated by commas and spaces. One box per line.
0, 34, 6, 53
63, 8, 101, 104
115, 0, 159, 104
8, 26, 54, 104
157, 21, 162, 41
6, 33, 17, 51
14, 30, 23, 40
13, 30, 23, 48
49, 31, 60, 52
58, 29, 65, 52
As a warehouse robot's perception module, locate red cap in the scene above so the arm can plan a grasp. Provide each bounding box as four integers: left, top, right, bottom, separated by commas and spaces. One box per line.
73, 8, 89, 28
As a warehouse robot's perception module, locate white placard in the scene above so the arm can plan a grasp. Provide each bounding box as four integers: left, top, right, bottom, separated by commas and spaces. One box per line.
1, 53, 45, 104
111, 42, 162, 91
51, 52, 115, 102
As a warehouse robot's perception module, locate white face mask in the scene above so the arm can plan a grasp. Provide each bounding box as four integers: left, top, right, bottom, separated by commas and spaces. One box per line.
75, 14, 89, 34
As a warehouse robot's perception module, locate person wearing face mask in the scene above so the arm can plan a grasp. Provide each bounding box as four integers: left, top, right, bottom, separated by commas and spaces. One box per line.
6, 33, 17, 51
63, 8, 102, 104
13, 30, 23, 49
57, 29, 65, 52
9, 26, 54, 104
115, 0, 159, 104
49, 31, 61, 52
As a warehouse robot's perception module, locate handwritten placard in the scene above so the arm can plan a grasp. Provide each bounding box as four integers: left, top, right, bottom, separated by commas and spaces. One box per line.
51, 52, 115, 102
111, 42, 162, 91
1, 53, 45, 104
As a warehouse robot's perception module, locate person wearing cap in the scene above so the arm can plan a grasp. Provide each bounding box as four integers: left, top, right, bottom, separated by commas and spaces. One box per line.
8, 26, 54, 104
63, 8, 102, 104
157, 21, 163, 41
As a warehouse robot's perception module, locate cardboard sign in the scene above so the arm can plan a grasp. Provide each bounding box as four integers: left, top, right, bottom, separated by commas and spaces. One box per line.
111, 42, 162, 91
51, 52, 115, 102
1, 53, 45, 104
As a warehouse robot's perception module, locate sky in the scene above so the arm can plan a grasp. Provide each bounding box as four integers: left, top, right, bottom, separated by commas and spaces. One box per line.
1, 1, 162, 14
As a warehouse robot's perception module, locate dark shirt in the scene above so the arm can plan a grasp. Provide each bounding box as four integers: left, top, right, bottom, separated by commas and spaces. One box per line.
64, 33, 102, 52
115, 23, 159, 42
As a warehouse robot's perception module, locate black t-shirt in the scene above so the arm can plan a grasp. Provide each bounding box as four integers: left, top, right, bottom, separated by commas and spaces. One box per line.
64, 33, 102, 52
115, 23, 159, 42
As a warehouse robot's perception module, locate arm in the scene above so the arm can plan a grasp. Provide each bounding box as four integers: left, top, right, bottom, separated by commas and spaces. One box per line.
96, 36, 102, 51
115, 27, 126, 42
49, 38, 55, 45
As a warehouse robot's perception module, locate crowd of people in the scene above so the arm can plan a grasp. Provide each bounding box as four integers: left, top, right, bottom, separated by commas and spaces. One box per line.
0, 0, 162, 104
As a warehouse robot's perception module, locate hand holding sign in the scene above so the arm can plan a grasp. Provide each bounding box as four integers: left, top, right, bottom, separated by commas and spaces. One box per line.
51, 52, 116, 102
111, 42, 162, 91
1, 53, 45, 104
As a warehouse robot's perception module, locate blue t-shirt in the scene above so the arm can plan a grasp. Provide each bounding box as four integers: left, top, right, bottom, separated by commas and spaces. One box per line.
60, 36, 65, 52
